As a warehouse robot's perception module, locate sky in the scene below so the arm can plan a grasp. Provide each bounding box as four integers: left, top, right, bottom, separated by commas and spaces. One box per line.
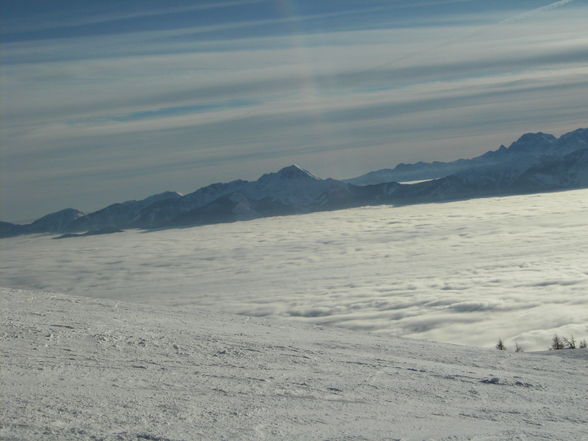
1, 0, 587, 222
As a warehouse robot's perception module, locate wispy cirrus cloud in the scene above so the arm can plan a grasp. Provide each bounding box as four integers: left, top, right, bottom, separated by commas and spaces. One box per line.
2, 0, 266, 34
1, 0, 587, 221
501, 0, 577, 23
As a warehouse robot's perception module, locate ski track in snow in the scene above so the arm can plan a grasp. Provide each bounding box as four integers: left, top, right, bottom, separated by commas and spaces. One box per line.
1, 189, 587, 351
2, 287, 587, 441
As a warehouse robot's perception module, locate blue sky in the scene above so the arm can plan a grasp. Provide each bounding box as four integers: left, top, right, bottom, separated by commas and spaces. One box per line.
1, 0, 587, 222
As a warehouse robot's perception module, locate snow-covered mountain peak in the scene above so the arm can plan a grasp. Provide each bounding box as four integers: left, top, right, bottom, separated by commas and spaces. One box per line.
31, 208, 85, 225
274, 165, 318, 180
515, 132, 556, 143
29, 208, 86, 233
557, 128, 588, 149
143, 191, 183, 203
509, 132, 556, 153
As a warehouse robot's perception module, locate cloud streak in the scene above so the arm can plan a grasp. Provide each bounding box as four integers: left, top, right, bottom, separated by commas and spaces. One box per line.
1, 1, 587, 221
3, 0, 266, 34
501, 0, 576, 24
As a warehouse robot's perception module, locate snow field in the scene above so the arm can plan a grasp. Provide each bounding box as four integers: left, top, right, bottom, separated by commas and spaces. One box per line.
2, 288, 587, 440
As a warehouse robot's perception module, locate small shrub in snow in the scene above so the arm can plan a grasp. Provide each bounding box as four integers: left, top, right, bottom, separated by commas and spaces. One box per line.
496, 339, 506, 351
550, 335, 565, 350
562, 335, 576, 349
550, 334, 588, 350
515, 342, 524, 353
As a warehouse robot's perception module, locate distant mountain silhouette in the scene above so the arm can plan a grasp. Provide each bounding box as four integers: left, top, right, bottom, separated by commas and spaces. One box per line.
345, 128, 587, 185
2, 129, 587, 238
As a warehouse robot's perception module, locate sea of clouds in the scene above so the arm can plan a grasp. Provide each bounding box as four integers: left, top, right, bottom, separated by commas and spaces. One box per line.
2, 189, 587, 351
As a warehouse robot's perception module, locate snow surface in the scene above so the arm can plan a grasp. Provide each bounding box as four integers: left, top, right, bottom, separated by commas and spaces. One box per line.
1, 189, 587, 352
2, 287, 587, 441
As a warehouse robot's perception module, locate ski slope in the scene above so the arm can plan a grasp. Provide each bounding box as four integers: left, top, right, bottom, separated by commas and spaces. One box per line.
2, 287, 587, 440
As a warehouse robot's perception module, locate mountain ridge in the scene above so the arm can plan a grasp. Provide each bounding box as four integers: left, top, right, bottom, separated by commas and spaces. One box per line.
345, 128, 588, 185
2, 130, 587, 238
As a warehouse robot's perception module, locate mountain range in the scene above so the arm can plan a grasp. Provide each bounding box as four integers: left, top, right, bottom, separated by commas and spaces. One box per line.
345, 128, 588, 185
1, 128, 587, 238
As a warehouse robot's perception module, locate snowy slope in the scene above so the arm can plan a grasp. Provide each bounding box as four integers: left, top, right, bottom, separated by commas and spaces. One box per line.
2, 287, 587, 441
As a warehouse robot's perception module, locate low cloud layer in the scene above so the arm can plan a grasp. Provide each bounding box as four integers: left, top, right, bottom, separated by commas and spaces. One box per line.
2, 189, 587, 351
